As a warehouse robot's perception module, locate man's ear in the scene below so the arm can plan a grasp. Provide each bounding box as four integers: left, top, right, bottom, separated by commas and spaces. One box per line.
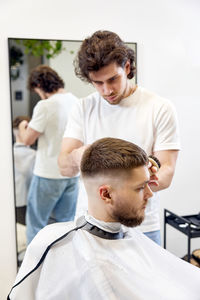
99, 185, 112, 204
125, 60, 131, 76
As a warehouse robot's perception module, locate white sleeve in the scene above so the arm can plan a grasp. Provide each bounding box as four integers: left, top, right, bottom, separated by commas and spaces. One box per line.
63, 99, 84, 143
153, 101, 181, 152
28, 101, 47, 133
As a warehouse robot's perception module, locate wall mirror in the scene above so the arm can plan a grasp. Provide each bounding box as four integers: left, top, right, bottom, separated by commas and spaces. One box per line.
8, 38, 137, 267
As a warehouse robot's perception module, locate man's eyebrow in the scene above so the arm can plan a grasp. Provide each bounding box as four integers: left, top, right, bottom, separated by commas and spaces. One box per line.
92, 79, 103, 84
109, 74, 118, 80
135, 180, 150, 187
91, 75, 118, 84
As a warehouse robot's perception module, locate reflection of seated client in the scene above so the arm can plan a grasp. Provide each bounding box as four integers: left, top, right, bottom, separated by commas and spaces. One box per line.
13, 116, 36, 225
18, 65, 79, 244
8, 138, 200, 300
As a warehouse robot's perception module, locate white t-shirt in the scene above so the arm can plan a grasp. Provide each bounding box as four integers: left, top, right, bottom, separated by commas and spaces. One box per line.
64, 87, 181, 232
14, 143, 36, 207
9, 218, 200, 300
29, 92, 78, 179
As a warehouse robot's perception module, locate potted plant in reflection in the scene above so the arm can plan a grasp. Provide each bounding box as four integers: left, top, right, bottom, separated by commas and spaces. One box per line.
16, 39, 67, 59
9, 39, 72, 81
9, 45, 24, 80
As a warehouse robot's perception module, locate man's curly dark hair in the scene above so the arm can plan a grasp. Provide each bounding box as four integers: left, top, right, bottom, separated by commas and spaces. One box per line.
74, 30, 136, 83
28, 65, 64, 93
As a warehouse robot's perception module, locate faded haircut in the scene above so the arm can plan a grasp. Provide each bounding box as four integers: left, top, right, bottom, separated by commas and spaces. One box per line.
81, 137, 148, 177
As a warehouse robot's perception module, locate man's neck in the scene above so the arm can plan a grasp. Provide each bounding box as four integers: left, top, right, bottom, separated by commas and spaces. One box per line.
85, 213, 122, 233
46, 88, 66, 98
123, 83, 137, 99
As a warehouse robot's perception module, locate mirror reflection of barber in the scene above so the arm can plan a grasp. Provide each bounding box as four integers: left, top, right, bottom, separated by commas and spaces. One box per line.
18, 65, 79, 244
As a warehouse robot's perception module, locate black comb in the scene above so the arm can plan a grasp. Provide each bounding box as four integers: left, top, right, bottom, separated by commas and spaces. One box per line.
149, 155, 161, 168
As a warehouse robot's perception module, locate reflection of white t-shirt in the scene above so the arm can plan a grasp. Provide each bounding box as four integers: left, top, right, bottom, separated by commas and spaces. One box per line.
9, 218, 200, 300
29, 93, 78, 179
64, 87, 181, 232
14, 143, 36, 207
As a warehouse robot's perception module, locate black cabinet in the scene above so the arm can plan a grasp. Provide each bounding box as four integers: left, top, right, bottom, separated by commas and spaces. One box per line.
164, 209, 200, 262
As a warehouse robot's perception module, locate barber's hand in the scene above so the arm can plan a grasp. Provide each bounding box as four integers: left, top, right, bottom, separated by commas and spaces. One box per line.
18, 120, 28, 131
148, 161, 159, 189
74, 144, 90, 166
17, 120, 29, 141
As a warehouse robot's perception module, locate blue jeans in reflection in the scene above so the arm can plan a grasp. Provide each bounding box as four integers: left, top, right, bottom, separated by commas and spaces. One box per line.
26, 175, 79, 244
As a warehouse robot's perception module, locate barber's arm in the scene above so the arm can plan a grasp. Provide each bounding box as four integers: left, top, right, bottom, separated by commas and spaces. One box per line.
18, 120, 40, 146
58, 137, 88, 177
149, 149, 179, 192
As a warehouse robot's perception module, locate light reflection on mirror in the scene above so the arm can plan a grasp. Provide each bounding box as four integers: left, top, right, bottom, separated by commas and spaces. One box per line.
8, 38, 137, 268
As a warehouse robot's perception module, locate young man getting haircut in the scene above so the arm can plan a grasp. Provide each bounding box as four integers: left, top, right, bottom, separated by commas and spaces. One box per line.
8, 138, 199, 300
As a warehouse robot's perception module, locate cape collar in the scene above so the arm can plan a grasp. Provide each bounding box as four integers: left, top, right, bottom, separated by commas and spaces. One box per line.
76, 215, 125, 240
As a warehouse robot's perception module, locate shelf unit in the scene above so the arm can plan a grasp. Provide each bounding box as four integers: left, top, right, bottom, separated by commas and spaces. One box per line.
164, 209, 200, 262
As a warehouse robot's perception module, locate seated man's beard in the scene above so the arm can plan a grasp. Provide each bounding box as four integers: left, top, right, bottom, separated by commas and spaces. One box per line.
112, 208, 144, 227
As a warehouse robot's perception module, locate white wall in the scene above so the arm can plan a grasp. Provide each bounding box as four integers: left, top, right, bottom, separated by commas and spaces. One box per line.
1, 0, 200, 298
